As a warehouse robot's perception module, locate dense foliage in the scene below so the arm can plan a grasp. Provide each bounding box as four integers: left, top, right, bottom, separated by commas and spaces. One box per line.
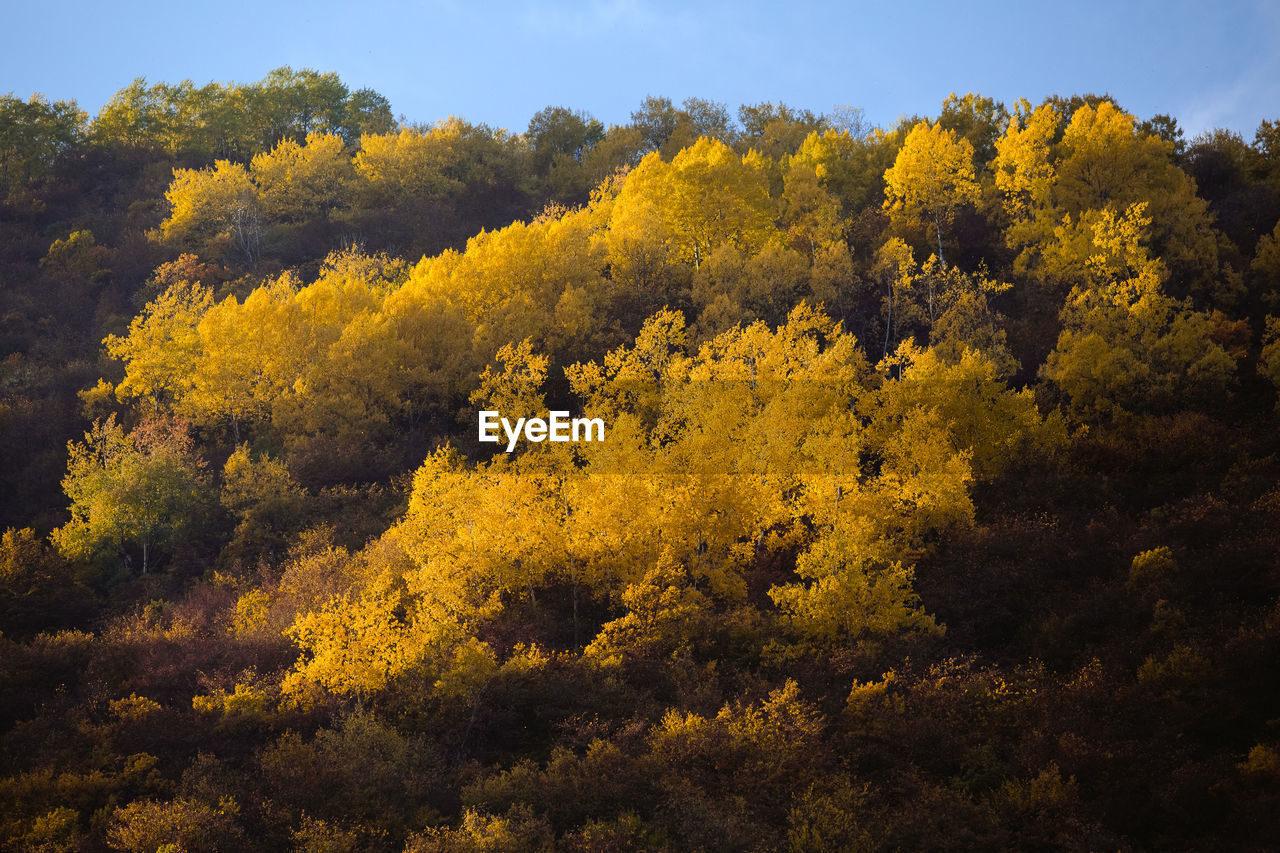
2, 70, 1280, 850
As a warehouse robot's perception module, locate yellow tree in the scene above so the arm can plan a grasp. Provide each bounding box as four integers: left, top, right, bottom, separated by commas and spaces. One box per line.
160, 159, 261, 263
875, 341, 1064, 481
268, 253, 392, 435
338, 287, 477, 428
186, 274, 306, 438
994, 100, 1223, 302
1040, 204, 1237, 421
607, 138, 779, 308
105, 280, 213, 413
1056, 101, 1220, 300
883, 121, 979, 266
250, 131, 357, 222
282, 303, 1052, 698
354, 123, 468, 203
396, 202, 611, 364
792, 126, 907, 218
992, 101, 1060, 274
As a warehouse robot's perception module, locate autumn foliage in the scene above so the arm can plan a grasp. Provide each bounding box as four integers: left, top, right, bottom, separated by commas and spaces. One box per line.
1, 73, 1279, 850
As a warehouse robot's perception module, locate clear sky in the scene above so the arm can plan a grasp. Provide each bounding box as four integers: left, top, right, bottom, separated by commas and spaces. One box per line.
3, 0, 1277, 139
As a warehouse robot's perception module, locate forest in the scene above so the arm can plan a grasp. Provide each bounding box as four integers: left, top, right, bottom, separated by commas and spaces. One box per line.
1, 66, 1279, 851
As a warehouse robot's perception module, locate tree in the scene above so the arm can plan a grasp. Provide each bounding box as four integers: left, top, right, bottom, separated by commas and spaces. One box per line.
108, 796, 242, 853
607, 137, 777, 286
992, 100, 1060, 273
1139, 113, 1185, 159
0, 527, 90, 638
791, 125, 906, 218
875, 341, 1063, 481
737, 102, 826, 159
938, 91, 1009, 167
526, 106, 606, 204
1040, 204, 1237, 421
0, 92, 86, 195
630, 95, 681, 154
248, 66, 350, 148
106, 280, 213, 413
250, 132, 357, 223
53, 416, 207, 574
1035, 101, 1222, 302
340, 87, 396, 145
398, 200, 611, 363
90, 68, 395, 159
220, 445, 307, 565
352, 119, 530, 254
160, 159, 262, 263
527, 106, 604, 168
883, 121, 979, 265
870, 237, 1015, 365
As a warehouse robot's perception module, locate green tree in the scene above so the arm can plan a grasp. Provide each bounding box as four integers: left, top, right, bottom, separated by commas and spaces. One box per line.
220, 445, 307, 565
53, 416, 207, 574
938, 91, 1009, 167
0, 92, 86, 194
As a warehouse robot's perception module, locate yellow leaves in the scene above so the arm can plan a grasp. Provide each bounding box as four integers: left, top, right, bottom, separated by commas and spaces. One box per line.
1240, 744, 1280, 779
275, 299, 1054, 698
109, 693, 162, 723
186, 273, 303, 432
883, 121, 978, 262
192, 682, 272, 721
161, 159, 255, 247
250, 132, 355, 222
567, 307, 687, 428
1056, 102, 1151, 213
106, 280, 212, 412
394, 446, 564, 622
282, 584, 429, 700
584, 559, 712, 667
432, 637, 499, 700
1041, 205, 1237, 421
470, 339, 549, 424
780, 156, 845, 254
355, 123, 469, 202
876, 342, 1065, 481
403, 203, 610, 362
993, 103, 1059, 222
647, 679, 825, 795
1084, 203, 1158, 284
997, 100, 1223, 301
770, 548, 939, 642
608, 137, 779, 281
106, 249, 445, 440
875, 406, 975, 539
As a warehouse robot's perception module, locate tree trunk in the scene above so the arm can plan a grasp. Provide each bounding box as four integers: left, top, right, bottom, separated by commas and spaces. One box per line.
935, 210, 946, 268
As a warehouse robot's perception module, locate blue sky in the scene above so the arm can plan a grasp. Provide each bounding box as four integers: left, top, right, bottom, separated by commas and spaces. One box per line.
4, 0, 1277, 139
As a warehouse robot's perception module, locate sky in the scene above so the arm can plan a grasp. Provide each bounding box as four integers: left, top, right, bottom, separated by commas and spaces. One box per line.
3, 0, 1277, 139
